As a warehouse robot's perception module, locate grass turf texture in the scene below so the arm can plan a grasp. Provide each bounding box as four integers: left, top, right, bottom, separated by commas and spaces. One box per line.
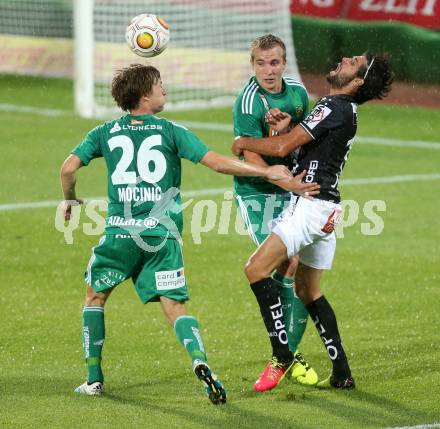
0, 75, 439, 428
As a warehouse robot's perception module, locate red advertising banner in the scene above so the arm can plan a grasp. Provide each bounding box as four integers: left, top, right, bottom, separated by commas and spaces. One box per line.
291, 0, 440, 30
290, 0, 346, 18
347, 0, 440, 29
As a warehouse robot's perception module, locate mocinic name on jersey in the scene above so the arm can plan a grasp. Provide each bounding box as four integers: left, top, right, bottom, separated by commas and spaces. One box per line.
107, 216, 159, 229
117, 186, 162, 202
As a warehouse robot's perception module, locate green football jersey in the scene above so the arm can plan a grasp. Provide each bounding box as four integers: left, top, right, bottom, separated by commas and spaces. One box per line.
233, 76, 309, 196
72, 114, 209, 238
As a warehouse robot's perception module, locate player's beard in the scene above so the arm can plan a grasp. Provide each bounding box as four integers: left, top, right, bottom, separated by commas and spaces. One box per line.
326, 72, 354, 89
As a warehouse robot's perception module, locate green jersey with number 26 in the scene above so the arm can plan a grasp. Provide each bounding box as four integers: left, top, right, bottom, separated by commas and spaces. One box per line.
72, 114, 209, 238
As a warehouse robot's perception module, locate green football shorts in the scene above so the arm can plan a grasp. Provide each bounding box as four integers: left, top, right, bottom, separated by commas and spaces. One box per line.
235, 193, 291, 245
84, 234, 188, 303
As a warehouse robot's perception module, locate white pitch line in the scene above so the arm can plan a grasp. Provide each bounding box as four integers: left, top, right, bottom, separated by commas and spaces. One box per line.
179, 121, 440, 150
178, 120, 231, 132
356, 135, 440, 150
0, 103, 71, 117
1, 103, 439, 149
184, 122, 440, 150
0, 188, 233, 211
1, 173, 439, 212
0, 197, 104, 211
384, 423, 440, 429
183, 187, 230, 198
342, 173, 440, 185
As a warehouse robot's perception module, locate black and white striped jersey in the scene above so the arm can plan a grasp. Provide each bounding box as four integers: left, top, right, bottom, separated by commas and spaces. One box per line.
297, 94, 358, 203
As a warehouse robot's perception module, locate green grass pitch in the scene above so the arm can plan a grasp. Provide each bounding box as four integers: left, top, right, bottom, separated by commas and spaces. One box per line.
0, 75, 439, 428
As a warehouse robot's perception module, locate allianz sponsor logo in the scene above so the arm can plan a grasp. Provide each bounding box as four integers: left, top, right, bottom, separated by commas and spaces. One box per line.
118, 186, 162, 202
110, 121, 163, 134
155, 268, 185, 290
108, 215, 159, 229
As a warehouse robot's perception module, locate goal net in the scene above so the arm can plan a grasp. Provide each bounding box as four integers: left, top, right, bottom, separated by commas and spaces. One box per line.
0, 0, 301, 117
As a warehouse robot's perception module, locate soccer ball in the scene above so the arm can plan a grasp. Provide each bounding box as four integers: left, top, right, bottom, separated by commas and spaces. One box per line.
125, 13, 170, 58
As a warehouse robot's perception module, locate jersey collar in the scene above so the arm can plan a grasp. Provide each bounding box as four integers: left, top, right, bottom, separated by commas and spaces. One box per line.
325, 94, 356, 103
251, 76, 287, 98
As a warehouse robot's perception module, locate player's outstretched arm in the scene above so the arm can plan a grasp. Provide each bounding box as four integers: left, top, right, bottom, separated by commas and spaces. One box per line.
232, 125, 312, 158
200, 152, 319, 195
241, 149, 319, 196
60, 154, 84, 220
200, 151, 291, 180
268, 170, 320, 197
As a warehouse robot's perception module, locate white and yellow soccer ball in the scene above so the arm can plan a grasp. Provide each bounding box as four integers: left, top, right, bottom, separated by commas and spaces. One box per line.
125, 13, 170, 58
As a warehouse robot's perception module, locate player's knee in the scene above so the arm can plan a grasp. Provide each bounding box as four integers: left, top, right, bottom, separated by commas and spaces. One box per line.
161, 298, 187, 326
244, 258, 265, 283
244, 258, 254, 279
85, 286, 107, 307
85, 295, 106, 307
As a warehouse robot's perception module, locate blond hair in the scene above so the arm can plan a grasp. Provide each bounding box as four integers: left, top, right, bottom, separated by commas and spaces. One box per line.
250, 34, 286, 62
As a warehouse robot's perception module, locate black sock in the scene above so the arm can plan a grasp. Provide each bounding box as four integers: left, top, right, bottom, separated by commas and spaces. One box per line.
306, 295, 351, 379
250, 278, 293, 363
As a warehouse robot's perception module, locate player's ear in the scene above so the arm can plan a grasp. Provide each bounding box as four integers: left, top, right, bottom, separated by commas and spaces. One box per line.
352, 77, 364, 88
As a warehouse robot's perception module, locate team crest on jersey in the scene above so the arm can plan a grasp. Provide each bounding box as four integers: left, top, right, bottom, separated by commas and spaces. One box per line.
304, 105, 332, 130
269, 126, 278, 137
131, 119, 143, 125
110, 122, 121, 133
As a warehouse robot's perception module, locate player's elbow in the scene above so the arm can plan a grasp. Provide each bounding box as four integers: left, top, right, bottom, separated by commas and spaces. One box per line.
60, 162, 75, 178
210, 162, 226, 174
60, 155, 81, 177
202, 152, 228, 174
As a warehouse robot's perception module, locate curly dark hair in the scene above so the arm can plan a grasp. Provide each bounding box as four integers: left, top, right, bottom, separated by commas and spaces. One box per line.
354, 52, 393, 104
250, 34, 286, 62
111, 64, 161, 111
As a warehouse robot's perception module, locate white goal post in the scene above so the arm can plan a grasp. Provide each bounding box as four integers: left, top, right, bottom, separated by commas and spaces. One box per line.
0, 0, 301, 118
74, 0, 301, 117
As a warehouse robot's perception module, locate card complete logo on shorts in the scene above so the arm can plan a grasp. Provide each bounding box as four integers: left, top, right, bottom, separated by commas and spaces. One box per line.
155, 268, 185, 290
304, 104, 332, 130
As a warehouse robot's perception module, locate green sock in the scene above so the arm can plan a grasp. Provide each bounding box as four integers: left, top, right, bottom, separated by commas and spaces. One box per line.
273, 271, 308, 353
291, 288, 309, 352
82, 306, 105, 383
174, 315, 207, 364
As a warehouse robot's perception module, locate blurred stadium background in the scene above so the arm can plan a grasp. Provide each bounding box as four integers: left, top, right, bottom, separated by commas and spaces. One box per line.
0, 2, 439, 428
0, 0, 439, 115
